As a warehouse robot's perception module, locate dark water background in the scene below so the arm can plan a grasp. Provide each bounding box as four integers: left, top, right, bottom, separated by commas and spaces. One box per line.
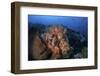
28, 15, 88, 38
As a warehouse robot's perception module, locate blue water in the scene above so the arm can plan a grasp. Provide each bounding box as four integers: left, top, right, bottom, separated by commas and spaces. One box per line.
28, 15, 88, 36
